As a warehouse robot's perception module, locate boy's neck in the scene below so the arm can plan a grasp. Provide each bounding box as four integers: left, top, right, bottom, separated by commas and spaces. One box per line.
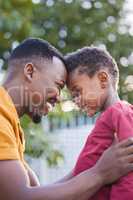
102, 90, 120, 111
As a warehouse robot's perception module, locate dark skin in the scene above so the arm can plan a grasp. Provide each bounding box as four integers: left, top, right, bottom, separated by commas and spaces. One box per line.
1, 56, 133, 200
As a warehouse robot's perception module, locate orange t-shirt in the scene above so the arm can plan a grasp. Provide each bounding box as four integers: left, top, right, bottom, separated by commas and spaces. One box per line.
0, 86, 26, 166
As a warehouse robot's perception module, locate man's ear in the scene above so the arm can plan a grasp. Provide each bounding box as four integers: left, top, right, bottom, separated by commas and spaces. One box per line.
24, 63, 36, 82
98, 71, 108, 89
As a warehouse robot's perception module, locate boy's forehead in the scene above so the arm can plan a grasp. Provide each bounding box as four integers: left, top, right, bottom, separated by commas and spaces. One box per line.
68, 67, 82, 80
67, 69, 81, 87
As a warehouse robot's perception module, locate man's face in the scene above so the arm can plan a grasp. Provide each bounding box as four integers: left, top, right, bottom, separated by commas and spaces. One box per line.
24, 56, 67, 123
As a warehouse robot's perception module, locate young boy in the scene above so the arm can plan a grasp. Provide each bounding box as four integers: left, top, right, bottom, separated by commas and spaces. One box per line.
65, 47, 133, 200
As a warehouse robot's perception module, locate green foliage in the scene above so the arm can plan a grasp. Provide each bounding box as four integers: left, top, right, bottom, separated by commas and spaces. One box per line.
0, 0, 132, 101
20, 115, 64, 166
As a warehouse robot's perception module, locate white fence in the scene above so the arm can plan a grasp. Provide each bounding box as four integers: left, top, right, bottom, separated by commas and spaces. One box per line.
28, 124, 94, 184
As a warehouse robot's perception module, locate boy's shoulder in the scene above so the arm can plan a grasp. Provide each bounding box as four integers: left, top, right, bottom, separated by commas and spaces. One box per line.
93, 100, 132, 132
100, 100, 133, 120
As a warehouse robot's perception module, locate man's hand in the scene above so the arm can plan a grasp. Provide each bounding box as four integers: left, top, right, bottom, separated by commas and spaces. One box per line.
94, 138, 133, 185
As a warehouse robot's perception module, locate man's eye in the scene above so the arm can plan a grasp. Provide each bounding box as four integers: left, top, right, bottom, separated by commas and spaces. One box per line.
47, 98, 57, 104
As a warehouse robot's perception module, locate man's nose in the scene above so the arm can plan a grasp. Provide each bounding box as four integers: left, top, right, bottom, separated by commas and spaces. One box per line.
56, 93, 61, 103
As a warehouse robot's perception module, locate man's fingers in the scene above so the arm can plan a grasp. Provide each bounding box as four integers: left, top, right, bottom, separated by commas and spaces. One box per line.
122, 145, 133, 156
126, 163, 133, 173
125, 155, 133, 163
117, 138, 133, 148
112, 133, 119, 145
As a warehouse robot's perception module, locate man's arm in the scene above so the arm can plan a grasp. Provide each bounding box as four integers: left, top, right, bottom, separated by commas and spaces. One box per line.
0, 160, 103, 200
54, 170, 74, 184
56, 137, 133, 200
1, 138, 133, 200
55, 170, 94, 200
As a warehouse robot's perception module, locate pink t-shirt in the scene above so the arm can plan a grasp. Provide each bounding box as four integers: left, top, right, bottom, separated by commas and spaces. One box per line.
73, 101, 133, 200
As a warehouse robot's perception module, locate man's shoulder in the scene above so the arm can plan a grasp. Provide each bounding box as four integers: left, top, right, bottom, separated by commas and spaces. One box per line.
0, 86, 19, 125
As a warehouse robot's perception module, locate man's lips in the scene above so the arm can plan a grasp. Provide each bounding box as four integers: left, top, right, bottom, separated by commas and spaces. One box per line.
46, 102, 53, 112
28, 102, 54, 118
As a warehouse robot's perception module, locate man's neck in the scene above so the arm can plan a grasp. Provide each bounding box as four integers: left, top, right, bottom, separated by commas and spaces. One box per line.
102, 90, 120, 111
2, 81, 25, 117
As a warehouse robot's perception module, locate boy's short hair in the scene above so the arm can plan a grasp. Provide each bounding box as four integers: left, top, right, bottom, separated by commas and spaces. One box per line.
65, 47, 119, 87
9, 38, 65, 67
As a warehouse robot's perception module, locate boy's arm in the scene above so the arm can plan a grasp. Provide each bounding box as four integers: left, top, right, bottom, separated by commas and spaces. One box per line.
109, 105, 133, 200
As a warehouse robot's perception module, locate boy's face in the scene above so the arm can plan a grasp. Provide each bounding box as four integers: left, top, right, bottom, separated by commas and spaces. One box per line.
67, 68, 109, 117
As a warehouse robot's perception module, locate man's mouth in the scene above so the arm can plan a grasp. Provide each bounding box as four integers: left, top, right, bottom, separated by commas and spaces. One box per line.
44, 102, 55, 114
29, 103, 53, 119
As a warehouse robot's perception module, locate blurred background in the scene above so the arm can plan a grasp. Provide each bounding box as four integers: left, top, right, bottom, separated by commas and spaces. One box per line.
0, 0, 133, 184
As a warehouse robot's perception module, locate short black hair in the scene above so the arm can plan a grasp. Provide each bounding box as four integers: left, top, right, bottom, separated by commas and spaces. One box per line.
9, 38, 65, 65
65, 47, 119, 87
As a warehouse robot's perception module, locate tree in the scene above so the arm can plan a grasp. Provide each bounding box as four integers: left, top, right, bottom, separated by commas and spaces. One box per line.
0, 0, 132, 101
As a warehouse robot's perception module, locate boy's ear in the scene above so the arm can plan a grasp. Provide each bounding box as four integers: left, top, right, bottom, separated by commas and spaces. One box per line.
24, 63, 36, 82
98, 71, 108, 89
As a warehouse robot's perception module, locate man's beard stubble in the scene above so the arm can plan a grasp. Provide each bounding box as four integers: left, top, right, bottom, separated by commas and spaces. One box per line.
32, 114, 42, 124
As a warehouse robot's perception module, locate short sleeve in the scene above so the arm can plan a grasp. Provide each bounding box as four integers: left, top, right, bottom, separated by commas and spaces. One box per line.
109, 103, 133, 141
0, 114, 19, 160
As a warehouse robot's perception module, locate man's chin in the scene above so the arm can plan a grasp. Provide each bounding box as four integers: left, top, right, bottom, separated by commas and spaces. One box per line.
32, 115, 42, 124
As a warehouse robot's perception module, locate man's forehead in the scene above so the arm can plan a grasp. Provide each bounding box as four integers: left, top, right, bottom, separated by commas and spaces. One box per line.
52, 56, 64, 66
39, 56, 67, 83
51, 56, 67, 80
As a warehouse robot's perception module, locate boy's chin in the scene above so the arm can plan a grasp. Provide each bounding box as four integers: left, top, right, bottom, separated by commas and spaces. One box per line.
86, 109, 98, 117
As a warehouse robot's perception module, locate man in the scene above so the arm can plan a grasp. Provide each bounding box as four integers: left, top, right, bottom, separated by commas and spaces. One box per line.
0, 38, 133, 200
